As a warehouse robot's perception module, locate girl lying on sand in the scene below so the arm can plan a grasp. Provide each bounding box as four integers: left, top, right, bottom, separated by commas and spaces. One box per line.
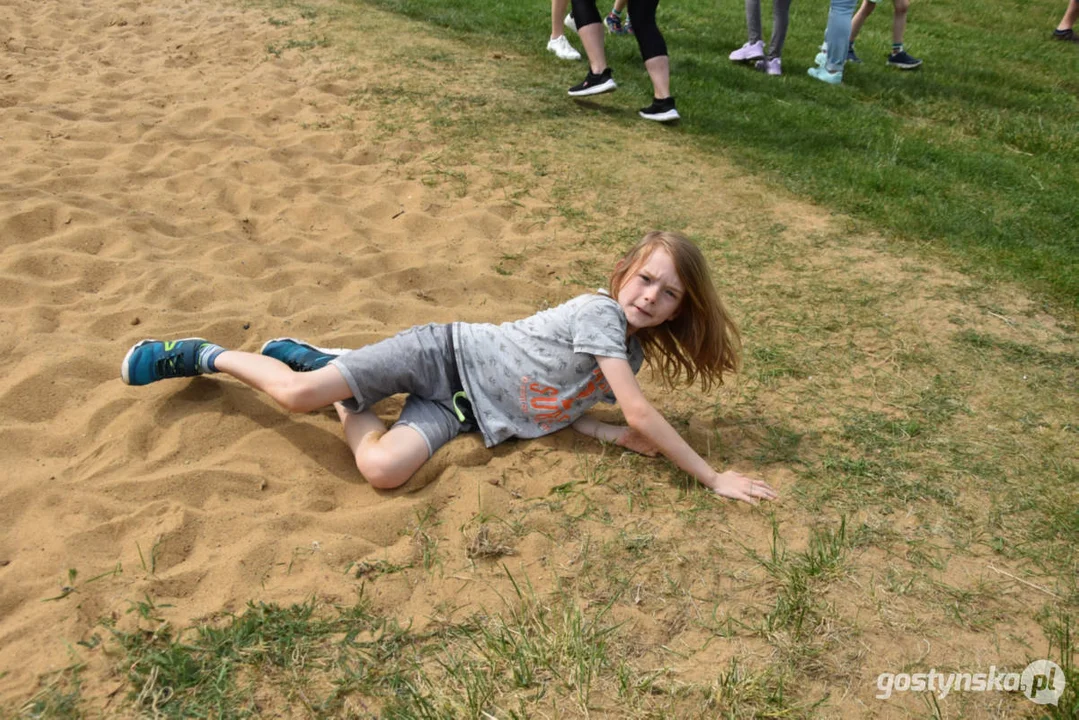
122, 231, 777, 505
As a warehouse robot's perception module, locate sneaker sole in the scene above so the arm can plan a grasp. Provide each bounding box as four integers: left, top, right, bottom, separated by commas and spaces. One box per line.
568, 79, 617, 97
639, 109, 680, 122
730, 53, 765, 62
888, 61, 922, 69
121, 337, 207, 385
807, 68, 843, 85
546, 41, 581, 61
260, 337, 351, 357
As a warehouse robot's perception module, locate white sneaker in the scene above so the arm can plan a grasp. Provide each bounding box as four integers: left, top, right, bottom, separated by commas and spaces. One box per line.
547, 34, 581, 61
564, 12, 577, 33
729, 40, 765, 62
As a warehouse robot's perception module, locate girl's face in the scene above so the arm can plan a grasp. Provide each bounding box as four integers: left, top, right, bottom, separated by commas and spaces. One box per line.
617, 247, 684, 334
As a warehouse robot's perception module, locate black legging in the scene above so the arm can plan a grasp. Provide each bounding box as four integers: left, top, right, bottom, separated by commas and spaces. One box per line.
570, 0, 667, 61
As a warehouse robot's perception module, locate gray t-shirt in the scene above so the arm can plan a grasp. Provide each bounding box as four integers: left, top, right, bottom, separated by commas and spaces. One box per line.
453, 292, 644, 447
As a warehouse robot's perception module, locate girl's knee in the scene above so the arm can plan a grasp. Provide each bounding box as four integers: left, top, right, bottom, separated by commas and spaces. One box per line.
354, 445, 413, 489
274, 375, 325, 414
893, 0, 908, 13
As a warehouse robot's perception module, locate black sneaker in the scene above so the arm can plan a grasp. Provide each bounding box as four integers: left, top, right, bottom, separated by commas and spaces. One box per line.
887, 50, 923, 69
568, 68, 616, 97
1052, 28, 1078, 42
638, 96, 680, 122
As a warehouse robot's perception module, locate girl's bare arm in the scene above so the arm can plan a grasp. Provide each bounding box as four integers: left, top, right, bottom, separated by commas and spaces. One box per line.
571, 415, 659, 456
594, 356, 777, 505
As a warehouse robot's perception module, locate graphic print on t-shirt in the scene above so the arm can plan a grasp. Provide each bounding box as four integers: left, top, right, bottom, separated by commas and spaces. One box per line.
455, 293, 642, 446
519, 367, 612, 433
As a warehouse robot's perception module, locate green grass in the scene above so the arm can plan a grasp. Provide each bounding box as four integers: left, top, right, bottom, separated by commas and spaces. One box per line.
347, 0, 1079, 308
749, 517, 851, 653
34, 582, 811, 718
104, 598, 428, 718
17, 664, 83, 720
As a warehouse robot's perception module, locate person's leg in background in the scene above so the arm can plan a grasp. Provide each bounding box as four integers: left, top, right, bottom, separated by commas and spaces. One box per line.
548, 0, 582, 59
757, 0, 793, 75
846, 0, 875, 62
1053, 0, 1079, 40
809, 0, 856, 83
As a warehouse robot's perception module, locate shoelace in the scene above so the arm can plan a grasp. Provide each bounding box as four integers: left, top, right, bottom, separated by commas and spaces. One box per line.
286, 350, 333, 372
155, 352, 193, 378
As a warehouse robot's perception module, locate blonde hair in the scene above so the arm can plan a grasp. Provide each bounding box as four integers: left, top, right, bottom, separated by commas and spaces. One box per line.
608, 231, 741, 391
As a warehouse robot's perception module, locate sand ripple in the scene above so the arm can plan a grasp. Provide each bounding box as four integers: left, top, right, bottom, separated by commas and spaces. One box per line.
0, 0, 580, 697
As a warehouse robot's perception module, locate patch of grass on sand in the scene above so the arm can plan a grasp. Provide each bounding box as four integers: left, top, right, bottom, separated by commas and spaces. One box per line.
16, 663, 84, 720
52, 585, 814, 718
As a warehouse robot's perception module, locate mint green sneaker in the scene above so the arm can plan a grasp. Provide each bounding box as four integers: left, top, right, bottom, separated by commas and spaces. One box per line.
807, 66, 843, 85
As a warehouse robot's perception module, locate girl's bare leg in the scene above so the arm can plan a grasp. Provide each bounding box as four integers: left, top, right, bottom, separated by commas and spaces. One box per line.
552, 0, 569, 38
579, 23, 608, 73
849, 0, 874, 42
892, 0, 909, 45
644, 55, 670, 98
214, 351, 352, 413
1059, 0, 1079, 30
334, 403, 430, 489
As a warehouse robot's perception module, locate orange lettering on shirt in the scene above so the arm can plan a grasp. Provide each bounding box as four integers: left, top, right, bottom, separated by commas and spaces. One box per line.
520, 367, 610, 427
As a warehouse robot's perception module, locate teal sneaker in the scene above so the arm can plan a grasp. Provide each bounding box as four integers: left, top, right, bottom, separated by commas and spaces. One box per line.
807, 66, 843, 85
122, 338, 212, 386
260, 338, 348, 372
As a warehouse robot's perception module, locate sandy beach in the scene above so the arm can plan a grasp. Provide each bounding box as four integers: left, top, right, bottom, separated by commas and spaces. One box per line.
0, 0, 598, 698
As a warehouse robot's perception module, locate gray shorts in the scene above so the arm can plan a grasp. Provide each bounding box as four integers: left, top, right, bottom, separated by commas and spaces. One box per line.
330, 323, 476, 457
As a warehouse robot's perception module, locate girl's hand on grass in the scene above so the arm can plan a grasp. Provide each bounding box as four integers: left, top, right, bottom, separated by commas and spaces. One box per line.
709, 470, 777, 505
616, 427, 660, 457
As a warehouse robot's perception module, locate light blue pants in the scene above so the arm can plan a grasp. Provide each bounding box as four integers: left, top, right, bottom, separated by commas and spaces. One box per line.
824, 0, 856, 72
